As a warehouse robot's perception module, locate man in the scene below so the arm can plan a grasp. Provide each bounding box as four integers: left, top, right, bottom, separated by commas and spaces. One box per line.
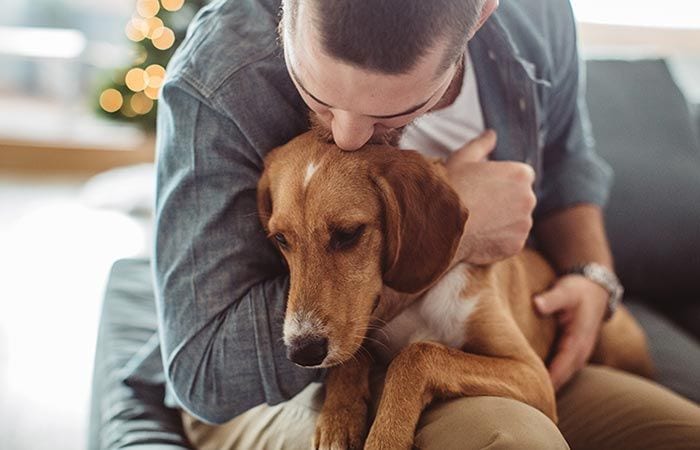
153, 0, 700, 448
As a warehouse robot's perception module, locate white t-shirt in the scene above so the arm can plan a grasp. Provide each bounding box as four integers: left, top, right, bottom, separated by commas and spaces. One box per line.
399, 51, 484, 159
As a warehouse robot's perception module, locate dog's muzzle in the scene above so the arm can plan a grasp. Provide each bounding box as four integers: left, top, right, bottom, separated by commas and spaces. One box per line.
286, 336, 328, 367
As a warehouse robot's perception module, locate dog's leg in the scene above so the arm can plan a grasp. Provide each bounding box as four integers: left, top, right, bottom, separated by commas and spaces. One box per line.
592, 305, 655, 379
364, 341, 555, 450
313, 349, 372, 450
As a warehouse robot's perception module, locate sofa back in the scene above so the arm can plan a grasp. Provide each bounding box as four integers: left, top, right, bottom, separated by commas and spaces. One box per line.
585, 59, 700, 302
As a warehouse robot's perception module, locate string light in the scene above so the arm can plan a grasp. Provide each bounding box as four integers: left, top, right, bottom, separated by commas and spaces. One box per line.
143, 87, 160, 100
144, 64, 165, 99
136, 0, 160, 19
161, 0, 185, 12
146, 17, 164, 39
145, 64, 166, 87
121, 95, 138, 117
130, 92, 155, 115
99, 89, 123, 112
151, 26, 175, 50
125, 17, 148, 42
106, 0, 201, 124
125, 67, 149, 92
144, 86, 160, 100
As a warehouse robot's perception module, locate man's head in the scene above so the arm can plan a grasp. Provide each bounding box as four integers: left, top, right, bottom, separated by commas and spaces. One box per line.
280, 0, 496, 150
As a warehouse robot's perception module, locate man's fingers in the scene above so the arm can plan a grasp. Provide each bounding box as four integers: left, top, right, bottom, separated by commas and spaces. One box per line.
534, 285, 573, 315
452, 129, 497, 163
548, 335, 584, 390
549, 315, 599, 390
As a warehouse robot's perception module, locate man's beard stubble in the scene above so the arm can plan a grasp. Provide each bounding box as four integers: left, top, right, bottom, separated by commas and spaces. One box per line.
308, 112, 406, 148
305, 54, 465, 151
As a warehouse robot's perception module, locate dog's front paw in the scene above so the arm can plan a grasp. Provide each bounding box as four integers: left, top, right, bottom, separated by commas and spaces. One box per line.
313, 407, 367, 450
364, 425, 413, 450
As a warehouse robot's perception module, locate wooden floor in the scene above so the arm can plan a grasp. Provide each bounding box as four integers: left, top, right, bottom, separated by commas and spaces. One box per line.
0, 170, 151, 450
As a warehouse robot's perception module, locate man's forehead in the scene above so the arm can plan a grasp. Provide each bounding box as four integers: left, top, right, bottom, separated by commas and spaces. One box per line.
287, 43, 452, 115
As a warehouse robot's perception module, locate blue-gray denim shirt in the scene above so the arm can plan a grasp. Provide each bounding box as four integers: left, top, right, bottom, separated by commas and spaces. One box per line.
148, 0, 613, 423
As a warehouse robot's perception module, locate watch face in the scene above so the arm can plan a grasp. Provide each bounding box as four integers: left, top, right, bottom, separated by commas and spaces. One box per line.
584, 263, 623, 303
571, 263, 623, 321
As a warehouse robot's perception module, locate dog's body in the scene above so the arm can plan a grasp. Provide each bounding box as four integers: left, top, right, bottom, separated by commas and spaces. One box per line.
257, 132, 654, 450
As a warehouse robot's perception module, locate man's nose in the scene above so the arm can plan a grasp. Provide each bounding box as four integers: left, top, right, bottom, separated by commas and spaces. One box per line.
331, 110, 374, 151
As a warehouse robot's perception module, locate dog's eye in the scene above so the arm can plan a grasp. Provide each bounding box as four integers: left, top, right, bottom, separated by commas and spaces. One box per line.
273, 233, 289, 250
330, 225, 365, 251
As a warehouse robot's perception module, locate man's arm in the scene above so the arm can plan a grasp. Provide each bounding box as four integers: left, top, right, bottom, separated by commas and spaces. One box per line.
534, 204, 613, 272
532, 204, 614, 390
154, 79, 317, 424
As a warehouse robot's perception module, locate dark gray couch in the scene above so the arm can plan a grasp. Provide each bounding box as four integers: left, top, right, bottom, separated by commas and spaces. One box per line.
88, 59, 700, 449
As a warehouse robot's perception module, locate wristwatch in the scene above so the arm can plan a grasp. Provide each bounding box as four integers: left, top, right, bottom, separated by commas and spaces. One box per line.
563, 263, 624, 321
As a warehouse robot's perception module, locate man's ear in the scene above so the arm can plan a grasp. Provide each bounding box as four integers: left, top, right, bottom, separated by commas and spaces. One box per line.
370, 149, 469, 294
468, 0, 499, 39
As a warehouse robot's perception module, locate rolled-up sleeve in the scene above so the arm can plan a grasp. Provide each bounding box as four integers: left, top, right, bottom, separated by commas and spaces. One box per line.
534, 2, 613, 218
153, 78, 319, 424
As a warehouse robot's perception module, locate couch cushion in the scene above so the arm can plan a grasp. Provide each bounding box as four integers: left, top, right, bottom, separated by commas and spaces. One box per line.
625, 299, 700, 404
89, 258, 191, 450
585, 59, 700, 302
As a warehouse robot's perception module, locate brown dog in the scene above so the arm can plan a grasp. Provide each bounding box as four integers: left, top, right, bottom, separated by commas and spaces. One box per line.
257, 131, 654, 450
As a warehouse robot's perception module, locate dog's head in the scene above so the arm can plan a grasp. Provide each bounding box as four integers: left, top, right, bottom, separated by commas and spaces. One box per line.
257, 132, 468, 367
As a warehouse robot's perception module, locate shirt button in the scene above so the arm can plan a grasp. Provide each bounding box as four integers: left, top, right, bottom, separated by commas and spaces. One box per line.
519, 98, 527, 112
488, 50, 496, 60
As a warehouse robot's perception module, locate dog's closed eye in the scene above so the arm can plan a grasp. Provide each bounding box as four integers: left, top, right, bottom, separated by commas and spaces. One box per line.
273, 232, 290, 250
329, 225, 366, 252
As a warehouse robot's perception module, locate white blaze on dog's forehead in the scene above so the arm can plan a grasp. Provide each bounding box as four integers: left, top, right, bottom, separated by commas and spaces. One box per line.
283, 309, 327, 345
302, 161, 320, 190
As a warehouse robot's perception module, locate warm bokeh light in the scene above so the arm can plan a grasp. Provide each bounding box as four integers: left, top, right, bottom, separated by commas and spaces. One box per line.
121, 96, 137, 117
143, 86, 160, 100
99, 89, 124, 113
136, 0, 160, 18
125, 18, 147, 42
130, 92, 155, 115
161, 0, 185, 12
145, 64, 166, 88
125, 67, 149, 92
151, 26, 175, 50
146, 17, 165, 39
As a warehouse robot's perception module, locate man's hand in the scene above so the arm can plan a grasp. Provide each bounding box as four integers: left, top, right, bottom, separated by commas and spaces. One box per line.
445, 130, 537, 265
534, 275, 609, 390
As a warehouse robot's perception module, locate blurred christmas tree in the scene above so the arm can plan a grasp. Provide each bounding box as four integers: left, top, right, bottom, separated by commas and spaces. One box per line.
95, 0, 206, 130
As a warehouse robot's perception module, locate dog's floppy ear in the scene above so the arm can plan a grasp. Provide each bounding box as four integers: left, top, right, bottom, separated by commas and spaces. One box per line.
370, 149, 469, 294
257, 167, 273, 232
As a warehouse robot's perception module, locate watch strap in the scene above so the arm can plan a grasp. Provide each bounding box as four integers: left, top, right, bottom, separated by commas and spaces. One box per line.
563, 262, 624, 322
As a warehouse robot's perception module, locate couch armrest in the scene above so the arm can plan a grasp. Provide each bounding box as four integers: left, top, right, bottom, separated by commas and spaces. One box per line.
88, 259, 192, 450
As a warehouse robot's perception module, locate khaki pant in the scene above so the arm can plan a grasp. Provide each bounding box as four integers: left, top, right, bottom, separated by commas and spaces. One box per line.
182, 365, 700, 449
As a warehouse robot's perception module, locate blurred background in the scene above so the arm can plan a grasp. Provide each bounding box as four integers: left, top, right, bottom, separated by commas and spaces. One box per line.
0, 1, 698, 449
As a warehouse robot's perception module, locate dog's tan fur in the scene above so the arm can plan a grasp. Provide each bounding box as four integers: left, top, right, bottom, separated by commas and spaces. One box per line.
257, 132, 654, 450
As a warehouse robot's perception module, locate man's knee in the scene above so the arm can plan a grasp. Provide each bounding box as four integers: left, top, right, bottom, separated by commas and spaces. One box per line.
414, 396, 569, 450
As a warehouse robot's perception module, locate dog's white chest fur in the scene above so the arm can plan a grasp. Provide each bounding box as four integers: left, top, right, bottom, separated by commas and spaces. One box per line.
378, 263, 478, 361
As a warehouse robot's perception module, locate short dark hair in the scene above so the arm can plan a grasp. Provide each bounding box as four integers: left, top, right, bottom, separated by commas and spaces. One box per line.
283, 0, 486, 75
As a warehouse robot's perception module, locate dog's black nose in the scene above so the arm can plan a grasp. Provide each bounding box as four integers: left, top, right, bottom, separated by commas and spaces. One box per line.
287, 336, 328, 367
